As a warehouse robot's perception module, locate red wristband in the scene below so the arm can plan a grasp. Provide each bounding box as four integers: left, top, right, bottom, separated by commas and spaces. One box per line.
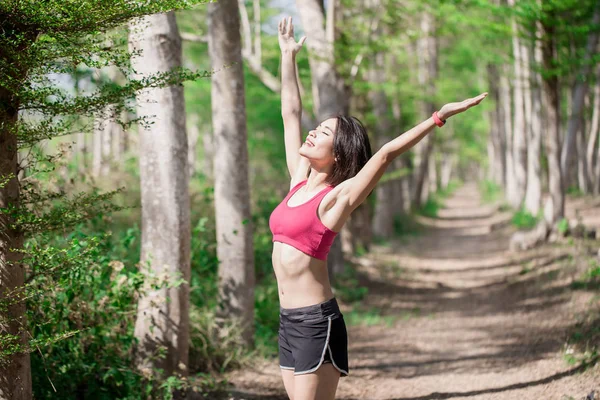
432, 111, 446, 127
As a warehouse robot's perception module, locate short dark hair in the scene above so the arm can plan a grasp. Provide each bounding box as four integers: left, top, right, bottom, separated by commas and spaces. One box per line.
326, 115, 373, 187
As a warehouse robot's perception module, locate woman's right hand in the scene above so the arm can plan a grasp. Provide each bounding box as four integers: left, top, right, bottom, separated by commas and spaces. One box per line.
278, 16, 306, 55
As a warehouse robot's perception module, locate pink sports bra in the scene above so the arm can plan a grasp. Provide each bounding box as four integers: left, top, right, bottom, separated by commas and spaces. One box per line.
269, 180, 338, 261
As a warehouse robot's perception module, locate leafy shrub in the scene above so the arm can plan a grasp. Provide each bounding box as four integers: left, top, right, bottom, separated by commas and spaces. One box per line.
511, 208, 539, 229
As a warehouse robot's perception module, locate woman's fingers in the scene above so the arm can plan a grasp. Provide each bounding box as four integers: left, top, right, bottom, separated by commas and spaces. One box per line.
298, 36, 307, 47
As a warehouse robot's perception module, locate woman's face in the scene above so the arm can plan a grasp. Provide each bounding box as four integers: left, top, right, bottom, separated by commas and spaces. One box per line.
299, 118, 337, 165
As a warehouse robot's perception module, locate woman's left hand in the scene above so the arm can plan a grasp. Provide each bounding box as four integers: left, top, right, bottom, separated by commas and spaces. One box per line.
438, 92, 488, 121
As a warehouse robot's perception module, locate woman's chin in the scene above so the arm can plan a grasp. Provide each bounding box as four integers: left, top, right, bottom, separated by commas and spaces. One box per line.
298, 147, 309, 157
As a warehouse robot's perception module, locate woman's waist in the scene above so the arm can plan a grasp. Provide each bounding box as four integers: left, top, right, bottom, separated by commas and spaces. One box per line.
279, 297, 341, 322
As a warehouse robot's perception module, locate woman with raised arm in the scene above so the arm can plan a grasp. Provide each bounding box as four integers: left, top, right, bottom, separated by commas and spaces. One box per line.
270, 16, 487, 400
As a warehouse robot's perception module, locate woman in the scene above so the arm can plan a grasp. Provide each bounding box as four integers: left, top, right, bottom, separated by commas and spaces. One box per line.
270, 16, 487, 400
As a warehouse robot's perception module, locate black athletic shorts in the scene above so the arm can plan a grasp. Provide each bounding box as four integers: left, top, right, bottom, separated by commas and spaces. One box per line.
278, 297, 349, 377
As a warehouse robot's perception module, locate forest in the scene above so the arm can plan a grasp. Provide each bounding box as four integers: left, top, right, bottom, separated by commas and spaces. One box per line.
1, 0, 599, 399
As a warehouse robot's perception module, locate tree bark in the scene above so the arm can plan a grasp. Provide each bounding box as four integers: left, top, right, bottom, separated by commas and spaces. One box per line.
541, 12, 565, 225
577, 106, 589, 193
501, 66, 515, 200
440, 153, 453, 190
369, 52, 395, 239
560, 3, 600, 187
587, 64, 600, 194
508, 0, 527, 208
412, 11, 437, 208
0, 89, 32, 400
208, 0, 255, 345
525, 31, 543, 215
129, 12, 191, 378
487, 64, 506, 186
297, 0, 349, 278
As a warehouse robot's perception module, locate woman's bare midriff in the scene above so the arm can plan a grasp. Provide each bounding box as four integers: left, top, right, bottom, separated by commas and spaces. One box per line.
272, 241, 335, 309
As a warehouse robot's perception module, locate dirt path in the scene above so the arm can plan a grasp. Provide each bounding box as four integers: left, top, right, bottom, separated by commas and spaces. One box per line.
223, 183, 600, 400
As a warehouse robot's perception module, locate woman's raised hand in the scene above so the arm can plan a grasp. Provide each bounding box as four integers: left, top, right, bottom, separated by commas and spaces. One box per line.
278, 17, 306, 55
438, 92, 488, 121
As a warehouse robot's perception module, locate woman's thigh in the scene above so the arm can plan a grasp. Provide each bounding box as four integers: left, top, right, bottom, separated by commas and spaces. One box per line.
281, 368, 295, 400
293, 363, 340, 400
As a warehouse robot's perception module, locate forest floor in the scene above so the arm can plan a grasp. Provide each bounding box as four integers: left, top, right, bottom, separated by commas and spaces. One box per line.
219, 183, 600, 400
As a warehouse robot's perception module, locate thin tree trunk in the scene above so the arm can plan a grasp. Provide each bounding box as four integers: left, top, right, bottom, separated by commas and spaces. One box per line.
441, 153, 453, 189
428, 153, 438, 194
587, 64, 600, 194
560, 3, 600, 186
525, 32, 543, 215
501, 66, 515, 200
487, 64, 505, 186
129, 12, 191, 378
208, 0, 255, 345
541, 12, 565, 226
370, 52, 395, 239
577, 107, 589, 193
297, 0, 348, 278
489, 64, 507, 187
92, 109, 104, 176
92, 68, 118, 177
389, 56, 410, 215
412, 11, 437, 208
107, 66, 125, 166
508, 0, 527, 208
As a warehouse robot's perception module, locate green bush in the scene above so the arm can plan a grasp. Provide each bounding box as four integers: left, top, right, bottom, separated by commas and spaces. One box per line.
418, 197, 441, 218
392, 213, 422, 237
511, 208, 539, 229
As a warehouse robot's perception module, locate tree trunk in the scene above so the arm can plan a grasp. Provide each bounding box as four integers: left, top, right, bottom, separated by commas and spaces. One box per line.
525, 31, 543, 216
487, 64, 505, 186
440, 153, 453, 189
428, 153, 438, 194
369, 52, 395, 239
129, 12, 191, 378
390, 57, 410, 215
0, 87, 32, 400
541, 12, 565, 226
208, 0, 255, 345
92, 68, 119, 177
577, 98, 590, 193
501, 66, 515, 200
297, 0, 349, 278
412, 11, 437, 208
560, 3, 600, 187
587, 64, 600, 194
508, 0, 527, 208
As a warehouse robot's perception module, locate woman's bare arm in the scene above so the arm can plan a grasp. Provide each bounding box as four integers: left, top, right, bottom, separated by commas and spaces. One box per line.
279, 17, 307, 178
338, 93, 488, 212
